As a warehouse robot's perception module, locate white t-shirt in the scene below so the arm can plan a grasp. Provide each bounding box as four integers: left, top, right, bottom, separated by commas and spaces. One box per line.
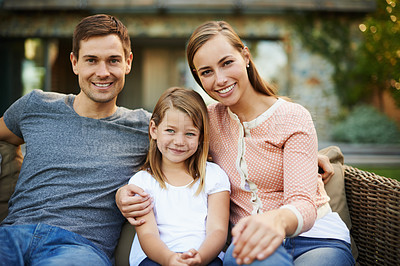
128, 162, 231, 266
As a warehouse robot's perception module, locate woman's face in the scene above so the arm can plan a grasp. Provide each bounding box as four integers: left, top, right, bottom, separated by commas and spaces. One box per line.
192, 34, 251, 108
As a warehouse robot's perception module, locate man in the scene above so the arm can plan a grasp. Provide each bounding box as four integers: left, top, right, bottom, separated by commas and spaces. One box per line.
0, 14, 151, 265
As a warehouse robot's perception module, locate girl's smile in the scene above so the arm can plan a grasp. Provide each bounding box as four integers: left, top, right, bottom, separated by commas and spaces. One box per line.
150, 108, 200, 167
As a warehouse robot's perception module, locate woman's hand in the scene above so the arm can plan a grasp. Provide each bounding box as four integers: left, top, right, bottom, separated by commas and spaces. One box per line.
115, 184, 153, 226
317, 154, 334, 184
231, 209, 297, 264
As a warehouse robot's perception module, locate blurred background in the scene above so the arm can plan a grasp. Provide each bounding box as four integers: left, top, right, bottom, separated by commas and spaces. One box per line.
0, 0, 399, 179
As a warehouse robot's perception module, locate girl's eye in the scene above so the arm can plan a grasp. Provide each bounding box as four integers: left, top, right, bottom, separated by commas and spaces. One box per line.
186, 132, 196, 136
166, 129, 174, 133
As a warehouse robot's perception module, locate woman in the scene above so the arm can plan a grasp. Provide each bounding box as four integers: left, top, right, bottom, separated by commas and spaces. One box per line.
184, 21, 353, 266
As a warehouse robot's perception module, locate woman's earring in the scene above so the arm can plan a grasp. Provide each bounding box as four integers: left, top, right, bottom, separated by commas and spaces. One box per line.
247, 64, 250, 68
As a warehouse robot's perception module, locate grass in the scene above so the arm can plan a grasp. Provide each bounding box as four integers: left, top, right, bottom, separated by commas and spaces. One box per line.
352, 165, 400, 182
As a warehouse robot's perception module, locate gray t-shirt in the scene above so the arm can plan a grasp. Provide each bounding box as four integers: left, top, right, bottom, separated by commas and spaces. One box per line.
2, 89, 151, 259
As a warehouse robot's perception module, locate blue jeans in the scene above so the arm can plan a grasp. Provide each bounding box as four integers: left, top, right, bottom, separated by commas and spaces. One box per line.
140, 256, 223, 265
223, 236, 355, 266
0, 223, 111, 266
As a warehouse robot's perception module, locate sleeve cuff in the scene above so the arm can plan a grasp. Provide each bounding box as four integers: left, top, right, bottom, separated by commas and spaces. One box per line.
280, 204, 303, 238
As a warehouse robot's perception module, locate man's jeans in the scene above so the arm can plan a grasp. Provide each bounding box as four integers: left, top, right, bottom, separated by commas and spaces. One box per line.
0, 223, 111, 266
223, 236, 355, 266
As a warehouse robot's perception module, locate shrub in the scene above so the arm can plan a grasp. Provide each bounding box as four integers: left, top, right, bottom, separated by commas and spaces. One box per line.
332, 105, 400, 144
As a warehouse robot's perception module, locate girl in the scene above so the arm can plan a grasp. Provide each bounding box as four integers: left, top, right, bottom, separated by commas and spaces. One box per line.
128, 87, 230, 266
186, 21, 354, 265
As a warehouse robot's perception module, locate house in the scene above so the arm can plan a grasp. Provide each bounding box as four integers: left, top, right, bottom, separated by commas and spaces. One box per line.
0, 0, 376, 140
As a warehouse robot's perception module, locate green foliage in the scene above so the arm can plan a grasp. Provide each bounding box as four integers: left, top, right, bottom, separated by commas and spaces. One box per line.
332, 105, 400, 143
353, 0, 400, 108
291, 1, 400, 108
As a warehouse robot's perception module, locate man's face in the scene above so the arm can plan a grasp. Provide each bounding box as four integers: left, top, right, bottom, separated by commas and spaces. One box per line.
70, 34, 132, 104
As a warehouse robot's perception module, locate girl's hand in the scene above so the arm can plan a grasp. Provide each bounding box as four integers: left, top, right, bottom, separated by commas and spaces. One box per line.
231, 209, 294, 264
179, 249, 202, 266
168, 253, 189, 266
115, 184, 153, 226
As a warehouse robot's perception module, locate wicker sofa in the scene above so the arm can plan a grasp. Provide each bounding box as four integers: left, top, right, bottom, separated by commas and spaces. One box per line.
1, 141, 399, 265
343, 165, 400, 265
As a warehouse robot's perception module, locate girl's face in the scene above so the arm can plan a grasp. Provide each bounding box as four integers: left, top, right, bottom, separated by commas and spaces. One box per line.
150, 108, 200, 166
192, 34, 251, 108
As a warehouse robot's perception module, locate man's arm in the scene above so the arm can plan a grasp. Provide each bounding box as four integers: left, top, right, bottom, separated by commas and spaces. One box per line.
317, 153, 334, 184
0, 117, 24, 145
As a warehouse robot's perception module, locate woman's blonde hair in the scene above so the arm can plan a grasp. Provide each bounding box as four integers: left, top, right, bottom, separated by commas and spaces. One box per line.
186, 20, 277, 97
142, 87, 209, 195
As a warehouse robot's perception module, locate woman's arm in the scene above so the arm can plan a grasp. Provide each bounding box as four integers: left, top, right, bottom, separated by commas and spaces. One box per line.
231, 106, 319, 264
180, 190, 230, 265
230, 208, 297, 264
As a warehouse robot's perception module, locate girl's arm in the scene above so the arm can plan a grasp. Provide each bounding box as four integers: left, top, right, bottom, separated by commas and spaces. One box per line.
135, 210, 185, 265
181, 190, 230, 265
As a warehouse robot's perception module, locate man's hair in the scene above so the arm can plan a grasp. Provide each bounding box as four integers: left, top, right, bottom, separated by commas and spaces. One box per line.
72, 14, 131, 59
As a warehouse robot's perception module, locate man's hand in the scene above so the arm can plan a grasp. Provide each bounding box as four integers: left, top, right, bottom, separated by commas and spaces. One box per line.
317, 154, 334, 184
115, 184, 153, 226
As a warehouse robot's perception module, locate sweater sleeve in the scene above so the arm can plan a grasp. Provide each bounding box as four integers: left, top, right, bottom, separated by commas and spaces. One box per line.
281, 104, 318, 235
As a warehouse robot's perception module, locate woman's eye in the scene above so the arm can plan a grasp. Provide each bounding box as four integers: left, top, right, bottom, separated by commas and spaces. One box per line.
186, 132, 195, 136
200, 70, 211, 76
224, 60, 233, 66
166, 129, 174, 133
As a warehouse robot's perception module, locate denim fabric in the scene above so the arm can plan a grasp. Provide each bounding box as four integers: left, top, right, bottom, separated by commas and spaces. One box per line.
223, 236, 354, 266
285, 237, 355, 266
0, 224, 111, 266
139, 256, 223, 266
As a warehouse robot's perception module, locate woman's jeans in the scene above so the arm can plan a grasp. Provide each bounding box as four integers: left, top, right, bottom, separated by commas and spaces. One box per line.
0, 223, 111, 266
223, 236, 355, 266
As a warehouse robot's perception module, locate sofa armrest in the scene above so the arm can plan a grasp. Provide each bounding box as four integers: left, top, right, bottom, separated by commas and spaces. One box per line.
0, 141, 23, 222
344, 165, 400, 265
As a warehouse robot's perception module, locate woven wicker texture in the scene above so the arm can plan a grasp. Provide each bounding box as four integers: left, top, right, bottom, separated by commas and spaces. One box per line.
344, 165, 400, 265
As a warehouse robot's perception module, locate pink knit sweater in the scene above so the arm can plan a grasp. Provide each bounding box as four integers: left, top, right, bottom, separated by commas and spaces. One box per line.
208, 98, 329, 234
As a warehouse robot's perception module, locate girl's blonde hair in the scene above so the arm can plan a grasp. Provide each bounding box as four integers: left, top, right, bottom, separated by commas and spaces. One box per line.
186, 20, 277, 97
142, 87, 209, 195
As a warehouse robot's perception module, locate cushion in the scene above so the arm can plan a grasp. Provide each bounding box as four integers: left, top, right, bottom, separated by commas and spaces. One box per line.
0, 141, 23, 222
318, 146, 358, 261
